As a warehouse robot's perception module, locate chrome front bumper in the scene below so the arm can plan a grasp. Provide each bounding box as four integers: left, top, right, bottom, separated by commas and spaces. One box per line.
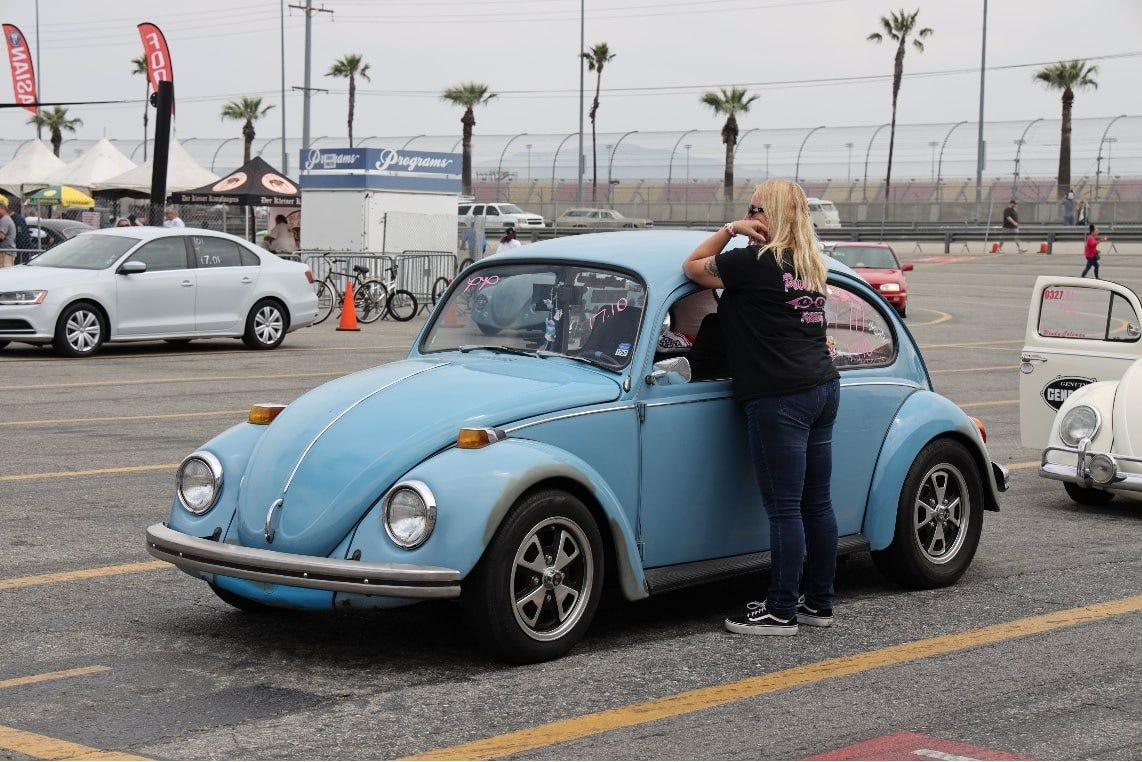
1040, 442, 1142, 494
145, 523, 462, 598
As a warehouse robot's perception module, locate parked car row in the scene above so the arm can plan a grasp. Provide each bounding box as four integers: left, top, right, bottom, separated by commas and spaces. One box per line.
457, 203, 655, 232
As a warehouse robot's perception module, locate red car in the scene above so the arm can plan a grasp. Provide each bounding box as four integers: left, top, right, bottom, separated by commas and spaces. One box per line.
826, 242, 913, 318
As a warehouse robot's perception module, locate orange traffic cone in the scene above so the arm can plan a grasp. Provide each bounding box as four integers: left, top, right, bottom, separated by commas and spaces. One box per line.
336, 282, 360, 332
991, 242, 1000, 253
1039, 242, 1049, 254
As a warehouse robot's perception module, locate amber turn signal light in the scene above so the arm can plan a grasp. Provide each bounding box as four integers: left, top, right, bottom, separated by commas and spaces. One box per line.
249, 404, 287, 425
969, 416, 987, 443
457, 427, 507, 449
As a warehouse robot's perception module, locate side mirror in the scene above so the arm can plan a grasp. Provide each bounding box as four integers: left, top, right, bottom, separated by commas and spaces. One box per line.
647, 356, 692, 386
119, 260, 147, 275
902, 263, 914, 272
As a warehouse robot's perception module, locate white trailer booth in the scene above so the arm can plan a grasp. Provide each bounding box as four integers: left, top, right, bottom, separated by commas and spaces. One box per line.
298, 147, 461, 254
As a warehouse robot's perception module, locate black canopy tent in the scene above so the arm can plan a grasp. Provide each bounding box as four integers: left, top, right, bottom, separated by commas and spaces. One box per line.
170, 156, 299, 241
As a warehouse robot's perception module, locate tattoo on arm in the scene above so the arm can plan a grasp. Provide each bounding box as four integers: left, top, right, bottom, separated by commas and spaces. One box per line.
703, 258, 720, 278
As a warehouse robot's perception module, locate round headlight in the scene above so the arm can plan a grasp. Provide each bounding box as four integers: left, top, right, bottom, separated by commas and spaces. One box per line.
1088, 454, 1118, 485
1058, 405, 1101, 447
383, 481, 437, 549
177, 451, 223, 515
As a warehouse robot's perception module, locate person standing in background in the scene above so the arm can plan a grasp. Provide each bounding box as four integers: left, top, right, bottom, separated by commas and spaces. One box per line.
0, 197, 17, 267
1076, 199, 1089, 227
998, 200, 1026, 253
497, 228, 522, 252
265, 214, 298, 256
163, 206, 185, 228
1062, 189, 1075, 225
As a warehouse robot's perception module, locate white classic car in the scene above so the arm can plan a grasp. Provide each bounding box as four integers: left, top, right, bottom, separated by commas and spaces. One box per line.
1020, 275, 1142, 504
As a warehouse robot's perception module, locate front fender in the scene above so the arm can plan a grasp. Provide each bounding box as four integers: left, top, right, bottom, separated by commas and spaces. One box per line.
350, 438, 647, 601
863, 391, 1001, 550
165, 420, 265, 539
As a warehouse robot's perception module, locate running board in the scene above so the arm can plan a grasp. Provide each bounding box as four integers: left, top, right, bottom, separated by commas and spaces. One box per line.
643, 534, 870, 595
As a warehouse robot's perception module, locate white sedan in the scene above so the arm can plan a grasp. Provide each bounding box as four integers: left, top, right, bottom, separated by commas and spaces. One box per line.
1020, 275, 1142, 504
0, 226, 319, 357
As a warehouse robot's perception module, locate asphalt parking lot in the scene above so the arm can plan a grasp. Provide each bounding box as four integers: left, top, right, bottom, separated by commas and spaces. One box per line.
1, 243, 1140, 760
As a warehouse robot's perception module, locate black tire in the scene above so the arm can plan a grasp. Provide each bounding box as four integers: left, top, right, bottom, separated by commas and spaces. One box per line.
53, 301, 106, 357
431, 276, 451, 306
313, 281, 336, 325
459, 257, 475, 272
463, 489, 604, 663
385, 289, 418, 322
164, 339, 192, 345
242, 298, 287, 350
1063, 481, 1115, 505
355, 279, 388, 324
871, 438, 984, 589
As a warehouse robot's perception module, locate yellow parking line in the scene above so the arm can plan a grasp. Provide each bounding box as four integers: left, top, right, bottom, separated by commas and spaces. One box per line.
0, 561, 168, 591
1007, 460, 1040, 470
0, 465, 178, 482
0, 370, 347, 392
0, 725, 148, 760
0, 410, 247, 427
403, 595, 1142, 761
957, 399, 1017, 409
904, 308, 952, 326
0, 666, 111, 690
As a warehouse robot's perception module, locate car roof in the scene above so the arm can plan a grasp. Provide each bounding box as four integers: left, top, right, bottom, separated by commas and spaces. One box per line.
76, 225, 258, 246
829, 241, 894, 249
484, 229, 859, 291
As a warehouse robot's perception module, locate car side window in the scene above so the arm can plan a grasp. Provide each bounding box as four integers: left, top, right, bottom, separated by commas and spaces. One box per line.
485, 206, 499, 216
1038, 285, 1140, 342
192, 236, 246, 268
472, 205, 484, 215
825, 284, 896, 369
130, 239, 188, 272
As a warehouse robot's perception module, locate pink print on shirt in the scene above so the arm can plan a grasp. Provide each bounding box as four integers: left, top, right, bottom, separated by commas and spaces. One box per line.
786, 293, 826, 324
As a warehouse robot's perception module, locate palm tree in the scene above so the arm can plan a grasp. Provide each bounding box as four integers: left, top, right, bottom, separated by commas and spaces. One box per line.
1034, 59, 1099, 199
441, 82, 496, 197
580, 42, 615, 203
27, 106, 83, 157
867, 8, 932, 206
220, 96, 274, 164
131, 55, 150, 161
701, 87, 759, 218
327, 54, 372, 148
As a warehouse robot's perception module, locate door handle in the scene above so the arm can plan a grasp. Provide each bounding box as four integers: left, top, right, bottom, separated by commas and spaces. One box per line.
241, 277, 253, 284
180, 280, 194, 287
1020, 354, 1047, 363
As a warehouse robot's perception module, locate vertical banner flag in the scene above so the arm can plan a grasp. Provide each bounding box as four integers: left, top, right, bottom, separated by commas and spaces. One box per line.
3, 24, 38, 114
136, 22, 174, 114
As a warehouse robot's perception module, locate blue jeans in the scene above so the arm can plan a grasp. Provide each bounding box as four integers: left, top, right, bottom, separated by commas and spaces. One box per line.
1081, 256, 1099, 278
743, 378, 840, 617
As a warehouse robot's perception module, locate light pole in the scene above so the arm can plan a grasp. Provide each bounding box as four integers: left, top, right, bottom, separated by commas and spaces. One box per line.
764, 143, 771, 178
526, 144, 532, 182
1094, 115, 1127, 201
1012, 117, 1042, 199
928, 141, 938, 180
863, 123, 890, 202
1106, 137, 1118, 179
795, 126, 825, 184
846, 142, 854, 182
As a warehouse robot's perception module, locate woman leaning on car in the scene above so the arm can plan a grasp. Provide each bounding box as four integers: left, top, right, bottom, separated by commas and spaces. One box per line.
682, 178, 840, 637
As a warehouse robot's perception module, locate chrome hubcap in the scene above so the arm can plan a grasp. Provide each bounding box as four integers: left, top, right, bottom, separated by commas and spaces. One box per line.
66, 310, 101, 352
511, 516, 593, 642
254, 306, 283, 344
913, 464, 969, 564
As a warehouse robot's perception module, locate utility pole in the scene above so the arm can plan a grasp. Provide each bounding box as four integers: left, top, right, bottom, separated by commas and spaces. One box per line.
290, 0, 333, 162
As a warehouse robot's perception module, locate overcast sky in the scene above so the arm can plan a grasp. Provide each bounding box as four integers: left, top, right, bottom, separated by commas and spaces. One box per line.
2, 0, 1139, 178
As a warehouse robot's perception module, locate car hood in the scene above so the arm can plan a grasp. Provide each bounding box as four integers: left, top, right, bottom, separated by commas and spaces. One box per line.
233, 356, 623, 555
0, 265, 104, 288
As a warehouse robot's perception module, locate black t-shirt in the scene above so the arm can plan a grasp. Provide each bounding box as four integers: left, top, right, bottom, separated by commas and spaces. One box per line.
1003, 206, 1019, 228
714, 245, 839, 402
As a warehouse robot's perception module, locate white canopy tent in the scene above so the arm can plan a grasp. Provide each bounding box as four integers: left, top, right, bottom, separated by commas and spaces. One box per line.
48, 138, 137, 193
90, 138, 219, 198
0, 140, 67, 196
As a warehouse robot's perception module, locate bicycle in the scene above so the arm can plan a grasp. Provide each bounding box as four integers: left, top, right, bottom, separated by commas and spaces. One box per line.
376, 257, 418, 322
312, 255, 387, 325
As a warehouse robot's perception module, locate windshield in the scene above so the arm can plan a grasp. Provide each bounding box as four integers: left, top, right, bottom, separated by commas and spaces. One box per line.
26, 233, 138, 270
830, 246, 899, 270
422, 262, 647, 370
498, 204, 525, 214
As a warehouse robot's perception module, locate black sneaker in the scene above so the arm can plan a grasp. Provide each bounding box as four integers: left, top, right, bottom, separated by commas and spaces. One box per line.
796, 595, 834, 627
724, 601, 798, 636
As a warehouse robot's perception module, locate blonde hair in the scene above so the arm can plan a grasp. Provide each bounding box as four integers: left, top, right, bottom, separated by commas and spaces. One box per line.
752, 179, 827, 293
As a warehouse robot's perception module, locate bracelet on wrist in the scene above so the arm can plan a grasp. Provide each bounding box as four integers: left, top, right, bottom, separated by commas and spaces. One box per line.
723, 222, 735, 237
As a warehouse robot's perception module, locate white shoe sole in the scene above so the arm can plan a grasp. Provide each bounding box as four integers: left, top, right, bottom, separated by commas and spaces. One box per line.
724, 619, 799, 636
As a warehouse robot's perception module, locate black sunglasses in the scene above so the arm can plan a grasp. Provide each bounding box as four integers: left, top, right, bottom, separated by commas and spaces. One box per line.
747, 205, 764, 216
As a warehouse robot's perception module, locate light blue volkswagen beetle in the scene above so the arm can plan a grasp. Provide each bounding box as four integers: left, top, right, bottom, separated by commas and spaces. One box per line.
146, 231, 1007, 663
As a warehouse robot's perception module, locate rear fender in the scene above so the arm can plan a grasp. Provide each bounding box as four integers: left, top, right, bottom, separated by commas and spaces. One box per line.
863, 391, 1001, 550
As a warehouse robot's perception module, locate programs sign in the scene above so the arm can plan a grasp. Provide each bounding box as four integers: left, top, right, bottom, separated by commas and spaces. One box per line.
299, 147, 461, 193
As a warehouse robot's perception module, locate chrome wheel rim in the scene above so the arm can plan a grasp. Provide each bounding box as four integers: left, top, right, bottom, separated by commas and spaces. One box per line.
253, 305, 284, 345
510, 516, 594, 642
65, 309, 101, 353
912, 462, 970, 564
